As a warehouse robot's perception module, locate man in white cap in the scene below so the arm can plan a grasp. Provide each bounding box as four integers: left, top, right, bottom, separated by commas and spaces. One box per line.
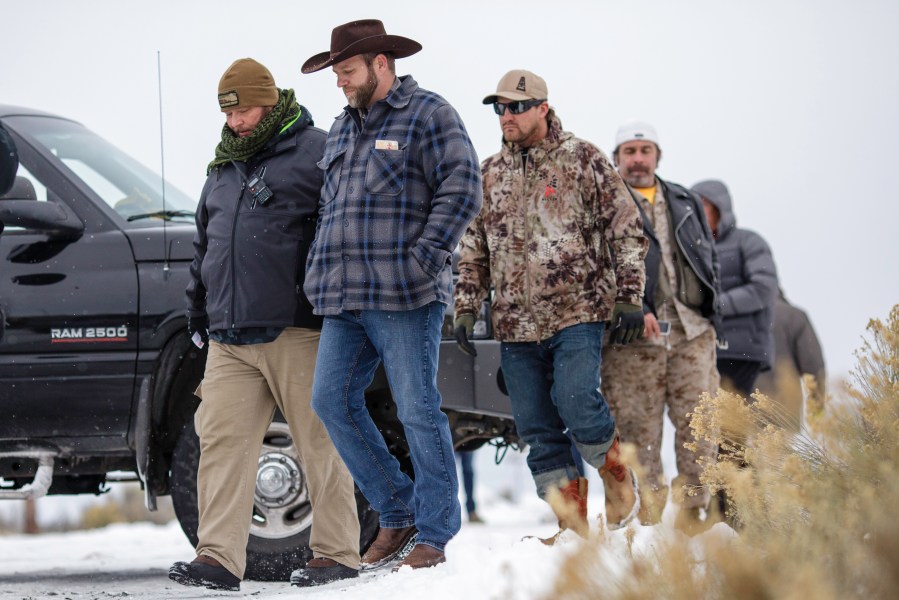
454, 70, 647, 541
602, 121, 721, 534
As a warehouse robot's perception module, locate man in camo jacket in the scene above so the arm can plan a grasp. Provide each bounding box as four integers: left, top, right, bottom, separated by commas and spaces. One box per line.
454, 70, 647, 540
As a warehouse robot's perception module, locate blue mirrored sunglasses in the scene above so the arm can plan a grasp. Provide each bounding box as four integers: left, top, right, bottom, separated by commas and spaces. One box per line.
493, 99, 546, 116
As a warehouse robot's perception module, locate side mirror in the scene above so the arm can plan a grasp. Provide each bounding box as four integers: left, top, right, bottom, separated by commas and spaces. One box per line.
1, 176, 36, 201
0, 200, 84, 236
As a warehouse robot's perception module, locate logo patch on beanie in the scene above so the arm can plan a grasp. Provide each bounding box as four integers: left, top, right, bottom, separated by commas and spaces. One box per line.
218, 91, 239, 109
516, 76, 527, 92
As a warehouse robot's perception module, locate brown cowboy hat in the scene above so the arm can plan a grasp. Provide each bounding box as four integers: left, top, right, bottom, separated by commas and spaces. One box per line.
301, 19, 422, 74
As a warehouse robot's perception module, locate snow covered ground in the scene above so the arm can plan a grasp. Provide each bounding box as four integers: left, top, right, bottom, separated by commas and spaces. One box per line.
0, 483, 736, 600
0, 418, 733, 599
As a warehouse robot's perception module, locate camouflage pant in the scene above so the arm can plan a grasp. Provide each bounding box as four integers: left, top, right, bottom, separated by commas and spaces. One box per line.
601, 327, 718, 511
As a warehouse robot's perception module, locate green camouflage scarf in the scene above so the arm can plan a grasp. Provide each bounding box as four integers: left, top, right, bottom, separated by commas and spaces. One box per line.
207, 88, 301, 174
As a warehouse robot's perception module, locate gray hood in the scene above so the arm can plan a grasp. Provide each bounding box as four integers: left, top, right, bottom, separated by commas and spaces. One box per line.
692, 179, 736, 238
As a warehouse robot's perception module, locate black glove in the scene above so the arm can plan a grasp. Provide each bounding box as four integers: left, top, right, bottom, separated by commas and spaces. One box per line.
188, 313, 209, 347
608, 303, 644, 345
453, 314, 477, 357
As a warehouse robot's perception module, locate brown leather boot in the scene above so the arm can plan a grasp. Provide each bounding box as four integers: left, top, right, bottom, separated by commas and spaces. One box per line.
360, 525, 418, 570
392, 544, 446, 571
539, 477, 589, 545
599, 435, 640, 530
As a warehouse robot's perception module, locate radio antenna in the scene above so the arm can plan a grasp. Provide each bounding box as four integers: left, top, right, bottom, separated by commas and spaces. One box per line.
157, 50, 170, 277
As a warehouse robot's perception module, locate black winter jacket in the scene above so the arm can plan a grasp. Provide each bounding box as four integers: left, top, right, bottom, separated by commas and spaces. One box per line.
634, 178, 721, 332
692, 179, 777, 367
186, 108, 325, 331
757, 292, 826, 398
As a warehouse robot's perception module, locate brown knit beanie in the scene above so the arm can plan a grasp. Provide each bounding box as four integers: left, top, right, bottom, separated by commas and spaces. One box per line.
217, 58, 279, 111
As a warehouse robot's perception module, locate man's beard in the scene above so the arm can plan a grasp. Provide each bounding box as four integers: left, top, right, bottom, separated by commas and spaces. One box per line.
623, 169, 655, 188
502, 122, 537, 147
347, 64, 379, 109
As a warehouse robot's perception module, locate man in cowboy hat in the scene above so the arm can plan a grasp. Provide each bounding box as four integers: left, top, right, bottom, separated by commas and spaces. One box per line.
298, 19, 481, 572
454, 70, 646, 542
170, 58, 361, 591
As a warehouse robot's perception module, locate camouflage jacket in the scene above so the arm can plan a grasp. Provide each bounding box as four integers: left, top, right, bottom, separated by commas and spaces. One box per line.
454, 114, 646, 342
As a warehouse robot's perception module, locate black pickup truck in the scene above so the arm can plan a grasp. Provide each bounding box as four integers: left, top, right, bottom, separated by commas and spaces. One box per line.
0, 105, 516, 580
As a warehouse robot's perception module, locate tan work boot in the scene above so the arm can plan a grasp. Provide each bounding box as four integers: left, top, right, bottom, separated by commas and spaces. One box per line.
637, 485, 668, 525
674, 505, 711, 537
539, 477, 589, 545
599, 436, 640, 530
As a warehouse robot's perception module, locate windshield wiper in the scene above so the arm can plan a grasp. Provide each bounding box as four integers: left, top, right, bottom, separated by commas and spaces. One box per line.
126, 210, 195, 222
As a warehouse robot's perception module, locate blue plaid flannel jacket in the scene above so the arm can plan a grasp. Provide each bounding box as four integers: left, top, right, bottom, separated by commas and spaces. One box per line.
304, 75, 482, 314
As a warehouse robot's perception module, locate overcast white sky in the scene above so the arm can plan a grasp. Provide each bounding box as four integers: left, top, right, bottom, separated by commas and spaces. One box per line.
2, 0, 897, 379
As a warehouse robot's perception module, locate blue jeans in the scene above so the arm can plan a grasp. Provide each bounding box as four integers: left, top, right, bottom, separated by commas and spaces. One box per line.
457, 451, 476, 515
311, 303, 461, 551
500, 322, 616, 499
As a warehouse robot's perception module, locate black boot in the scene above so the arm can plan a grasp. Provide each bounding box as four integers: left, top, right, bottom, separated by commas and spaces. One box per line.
290, 557, 359, 587
169, 555, 240, 591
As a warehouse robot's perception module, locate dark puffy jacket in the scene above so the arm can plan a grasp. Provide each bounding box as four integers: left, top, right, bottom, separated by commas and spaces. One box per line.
692, 179, 777, 367
635, 178, 721, 331
186, 108, 325, 331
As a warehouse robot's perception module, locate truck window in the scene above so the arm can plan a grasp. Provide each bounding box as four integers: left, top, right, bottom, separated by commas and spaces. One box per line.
14, 116, 196, 224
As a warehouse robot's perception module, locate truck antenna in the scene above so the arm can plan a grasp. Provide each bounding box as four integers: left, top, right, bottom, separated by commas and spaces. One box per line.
157, 50, 170, 277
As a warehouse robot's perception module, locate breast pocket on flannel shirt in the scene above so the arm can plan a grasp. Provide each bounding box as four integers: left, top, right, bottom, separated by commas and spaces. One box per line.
364, 146, 407, 196
317, 147, 347, 206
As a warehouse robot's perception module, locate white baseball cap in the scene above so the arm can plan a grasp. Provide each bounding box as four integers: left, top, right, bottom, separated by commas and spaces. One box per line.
614, 121, 660, 152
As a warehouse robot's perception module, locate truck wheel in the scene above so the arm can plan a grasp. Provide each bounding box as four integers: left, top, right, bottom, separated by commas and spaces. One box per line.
169, 417, 379, 581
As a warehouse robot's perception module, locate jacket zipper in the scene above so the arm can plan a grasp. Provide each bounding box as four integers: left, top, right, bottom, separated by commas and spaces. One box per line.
519, 151, 540, 340
229, 170, 247, 328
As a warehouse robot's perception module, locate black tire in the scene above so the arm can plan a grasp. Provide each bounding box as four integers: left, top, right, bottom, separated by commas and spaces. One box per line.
169, 416, 380, 581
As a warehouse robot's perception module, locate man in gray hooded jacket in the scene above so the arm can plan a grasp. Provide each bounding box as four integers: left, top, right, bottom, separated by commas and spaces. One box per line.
692, 179, 778, 396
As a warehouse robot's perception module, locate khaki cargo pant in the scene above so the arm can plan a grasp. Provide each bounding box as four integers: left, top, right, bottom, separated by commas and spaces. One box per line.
601, 327, 718, 512
194, 328, 360, 579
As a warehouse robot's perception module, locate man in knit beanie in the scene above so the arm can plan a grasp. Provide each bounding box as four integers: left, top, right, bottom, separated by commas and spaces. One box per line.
216, 58, 279, 111
170, 58, 361, 591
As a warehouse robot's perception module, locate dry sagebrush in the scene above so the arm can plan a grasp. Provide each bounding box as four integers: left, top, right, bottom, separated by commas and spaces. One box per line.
544, 305, 899, 600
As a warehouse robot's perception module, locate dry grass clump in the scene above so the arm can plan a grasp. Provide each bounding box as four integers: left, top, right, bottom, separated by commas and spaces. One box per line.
544, 305, 899, 600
